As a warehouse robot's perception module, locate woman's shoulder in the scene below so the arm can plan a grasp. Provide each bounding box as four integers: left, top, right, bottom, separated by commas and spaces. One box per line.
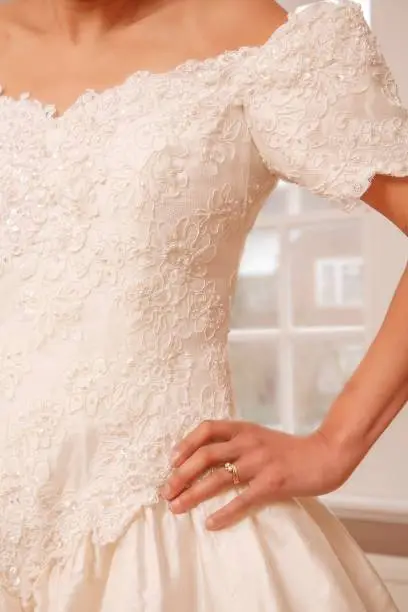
191, 0, 287, 59
201, 0, 364, 55
195, 0, 372, 92
229, 0, 375, 78
0, 3, 33, 64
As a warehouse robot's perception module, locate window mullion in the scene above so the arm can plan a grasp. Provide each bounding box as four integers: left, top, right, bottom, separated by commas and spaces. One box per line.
336, 263, 342, 307
277, 225, 296, 433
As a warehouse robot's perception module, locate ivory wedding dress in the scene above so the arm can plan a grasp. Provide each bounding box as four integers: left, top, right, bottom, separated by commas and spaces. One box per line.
0, 1, 407, 610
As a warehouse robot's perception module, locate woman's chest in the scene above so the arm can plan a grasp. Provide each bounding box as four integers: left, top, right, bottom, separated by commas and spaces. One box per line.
0, 87, 264, 214
0, 90, 273, 284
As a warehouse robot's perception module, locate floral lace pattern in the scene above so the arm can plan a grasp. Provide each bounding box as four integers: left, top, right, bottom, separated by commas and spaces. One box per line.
244, 1, 408, 209
0, 0, 407, 604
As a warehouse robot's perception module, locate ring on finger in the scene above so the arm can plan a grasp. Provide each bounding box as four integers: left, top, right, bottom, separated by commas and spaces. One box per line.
224, 461, 240, 485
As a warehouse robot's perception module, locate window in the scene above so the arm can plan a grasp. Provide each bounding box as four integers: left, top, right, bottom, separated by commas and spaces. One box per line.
315, 257, 364, 308
229, 183, 367, 434
359, 0, 371, 21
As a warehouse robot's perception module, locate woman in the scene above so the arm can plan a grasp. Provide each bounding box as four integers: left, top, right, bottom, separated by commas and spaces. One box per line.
0, 0, 407, 609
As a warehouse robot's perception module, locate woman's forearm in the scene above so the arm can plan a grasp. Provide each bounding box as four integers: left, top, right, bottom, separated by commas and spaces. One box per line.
318, 264, 408, 475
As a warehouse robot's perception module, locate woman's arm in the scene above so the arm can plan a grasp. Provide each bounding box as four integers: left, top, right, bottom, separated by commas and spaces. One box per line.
318, 174, 408, 473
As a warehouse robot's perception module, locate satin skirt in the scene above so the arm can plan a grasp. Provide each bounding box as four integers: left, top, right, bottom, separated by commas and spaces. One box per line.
2, 490, 397, 612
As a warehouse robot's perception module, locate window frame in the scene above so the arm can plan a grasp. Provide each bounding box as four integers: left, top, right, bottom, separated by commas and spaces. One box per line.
314, 256, 365, 309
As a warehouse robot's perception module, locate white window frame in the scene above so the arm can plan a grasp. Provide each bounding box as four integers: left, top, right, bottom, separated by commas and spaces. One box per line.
314, 256, 364, 309
229, 180, 369, 434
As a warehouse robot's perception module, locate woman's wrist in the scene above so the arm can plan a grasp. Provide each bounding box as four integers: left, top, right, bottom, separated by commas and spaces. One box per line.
315, 265, 408, 484
316, 422, 366, 486
317, 377, 408, 484
316, 381, 380, 484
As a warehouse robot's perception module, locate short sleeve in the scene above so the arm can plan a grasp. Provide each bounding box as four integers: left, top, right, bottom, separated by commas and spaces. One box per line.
243, 0, 408, 210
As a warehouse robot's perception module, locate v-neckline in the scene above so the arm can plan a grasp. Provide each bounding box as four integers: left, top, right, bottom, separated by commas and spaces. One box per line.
0, 1, 358, 124
0, 6, 299, 124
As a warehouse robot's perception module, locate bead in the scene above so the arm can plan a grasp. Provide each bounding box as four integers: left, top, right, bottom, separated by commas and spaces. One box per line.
8, 567, 21, 587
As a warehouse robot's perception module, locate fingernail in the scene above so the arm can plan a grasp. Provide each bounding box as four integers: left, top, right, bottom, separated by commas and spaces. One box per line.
205, 517, 216, 530
161, 484, 171, 499
171, 448, 181, 466
169, 498, 182, 513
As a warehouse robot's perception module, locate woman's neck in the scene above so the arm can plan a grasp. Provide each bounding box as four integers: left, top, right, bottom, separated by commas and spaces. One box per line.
10, 0, 171, 41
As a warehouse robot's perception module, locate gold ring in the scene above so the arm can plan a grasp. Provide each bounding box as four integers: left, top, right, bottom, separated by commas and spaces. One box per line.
224, 462, 240, 485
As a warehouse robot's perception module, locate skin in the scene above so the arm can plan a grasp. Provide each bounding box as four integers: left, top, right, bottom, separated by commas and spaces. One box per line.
2, 0, 408, 531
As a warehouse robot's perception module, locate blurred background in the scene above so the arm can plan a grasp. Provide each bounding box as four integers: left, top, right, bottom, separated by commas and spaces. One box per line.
228, 0, 408, 607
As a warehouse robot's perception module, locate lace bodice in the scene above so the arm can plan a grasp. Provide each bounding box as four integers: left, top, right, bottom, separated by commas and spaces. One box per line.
1, 0, 408, 602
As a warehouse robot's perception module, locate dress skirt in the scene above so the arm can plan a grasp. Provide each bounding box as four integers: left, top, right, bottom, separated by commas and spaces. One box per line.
2, 489, 397, 611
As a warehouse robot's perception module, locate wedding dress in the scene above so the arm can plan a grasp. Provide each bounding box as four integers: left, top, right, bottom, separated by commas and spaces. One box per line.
0, 1, 407, 610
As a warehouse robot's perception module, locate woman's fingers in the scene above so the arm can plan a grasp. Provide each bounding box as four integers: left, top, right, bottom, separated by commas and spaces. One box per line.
171, 420, 240, 468
162, 440, 239, 500
168, 456, 251, 513
205, 477, 269, 531
161, 423, 340, 531
168, 466, 233, 513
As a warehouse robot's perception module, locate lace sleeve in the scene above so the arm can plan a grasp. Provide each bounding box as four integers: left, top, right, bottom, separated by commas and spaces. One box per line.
244, 0, 408, 210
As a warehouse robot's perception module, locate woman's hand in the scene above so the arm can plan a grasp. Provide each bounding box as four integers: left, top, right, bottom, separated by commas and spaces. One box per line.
159, 419, 354, 531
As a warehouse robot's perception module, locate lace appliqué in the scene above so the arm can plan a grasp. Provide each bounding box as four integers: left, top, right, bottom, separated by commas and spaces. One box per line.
243, 0, 408, 210
0, 55, 271, 602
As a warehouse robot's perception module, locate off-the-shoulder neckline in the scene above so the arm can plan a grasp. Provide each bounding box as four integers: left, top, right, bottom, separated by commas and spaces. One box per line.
0, 0, 362, 122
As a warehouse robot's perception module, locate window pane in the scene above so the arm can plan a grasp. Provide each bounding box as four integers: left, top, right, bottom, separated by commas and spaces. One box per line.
296, 187, 335, 213
342, 261, 364, 305
261, 184, 335, 216
228, 340, 279, 427
231, 229, 280, 328
316, 260, 338, 306
292, 186, 365, 214
292, 336, 365, 433
289, 221, 364, 326
315, 257, 364, 308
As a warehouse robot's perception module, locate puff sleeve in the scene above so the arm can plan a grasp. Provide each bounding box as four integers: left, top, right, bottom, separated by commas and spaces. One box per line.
244, 0, 408, 209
